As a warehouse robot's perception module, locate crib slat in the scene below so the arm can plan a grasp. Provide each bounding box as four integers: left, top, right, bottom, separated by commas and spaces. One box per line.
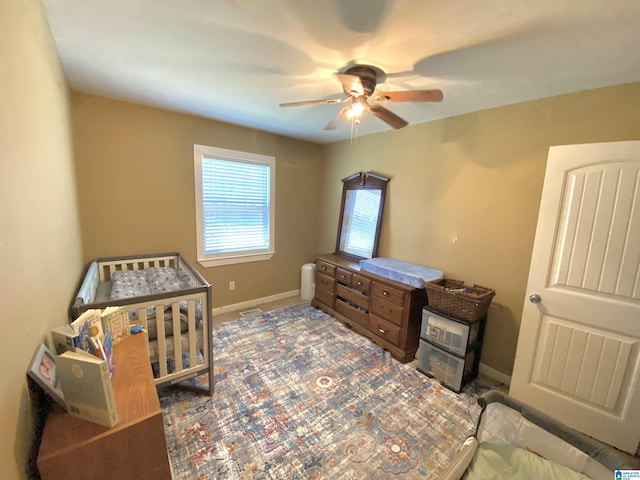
197, 295, 208, 369
138, 307, 150, 351
99, 265, 108, 282
188, 299, 197, 367
156, 306, 168, 379
172, 303, 182, 372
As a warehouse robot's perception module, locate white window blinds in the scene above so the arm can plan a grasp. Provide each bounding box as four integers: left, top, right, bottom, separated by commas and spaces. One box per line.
340, 189, 381, 258
202, 157, 271, 254
194, 145, 275, 267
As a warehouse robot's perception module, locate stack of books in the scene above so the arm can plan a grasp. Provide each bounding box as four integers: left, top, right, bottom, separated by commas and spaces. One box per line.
27, 307, 131, 427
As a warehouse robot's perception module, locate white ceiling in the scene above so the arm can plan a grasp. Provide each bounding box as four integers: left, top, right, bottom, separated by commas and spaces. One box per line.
42, 0, 640, 144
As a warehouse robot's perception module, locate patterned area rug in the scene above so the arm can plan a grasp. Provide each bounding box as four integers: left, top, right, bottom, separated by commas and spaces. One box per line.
160, 303, 484, 479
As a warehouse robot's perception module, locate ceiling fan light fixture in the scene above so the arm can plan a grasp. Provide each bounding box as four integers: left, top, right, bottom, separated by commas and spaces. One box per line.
347, 102, 365, 118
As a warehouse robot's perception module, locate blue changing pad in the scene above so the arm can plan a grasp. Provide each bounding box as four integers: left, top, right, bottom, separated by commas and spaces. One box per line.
359, 258, 443, 288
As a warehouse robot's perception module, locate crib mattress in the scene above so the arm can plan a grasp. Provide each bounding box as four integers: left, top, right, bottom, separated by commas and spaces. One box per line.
359, 257, 443, 288
111, 267, 192, 299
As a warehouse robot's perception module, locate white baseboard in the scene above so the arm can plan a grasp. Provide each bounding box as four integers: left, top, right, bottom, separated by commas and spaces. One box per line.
479, 362, 512, 386
212, 289, 301, 316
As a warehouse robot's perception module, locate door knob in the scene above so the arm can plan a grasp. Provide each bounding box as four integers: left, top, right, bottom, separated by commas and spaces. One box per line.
529, 293, 541, 304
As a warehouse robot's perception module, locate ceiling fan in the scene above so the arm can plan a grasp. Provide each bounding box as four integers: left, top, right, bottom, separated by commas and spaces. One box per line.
279, 65, 444, 131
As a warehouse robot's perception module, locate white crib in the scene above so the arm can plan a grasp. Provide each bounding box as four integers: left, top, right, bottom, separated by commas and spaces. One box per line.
70, 252, 213, 396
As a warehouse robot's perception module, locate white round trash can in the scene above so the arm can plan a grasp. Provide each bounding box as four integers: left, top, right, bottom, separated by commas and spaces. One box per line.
300, 263, 316, 300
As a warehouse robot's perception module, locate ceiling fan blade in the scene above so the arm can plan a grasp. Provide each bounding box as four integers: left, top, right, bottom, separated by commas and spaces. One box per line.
324, 106, 351, 130
373, 89, 444, 102
369, 104, 408, 129
279, 97, 345, 108
335, 73, 364, 97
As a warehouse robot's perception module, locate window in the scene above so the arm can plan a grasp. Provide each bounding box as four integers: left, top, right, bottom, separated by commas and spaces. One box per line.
194, 145, 275, 267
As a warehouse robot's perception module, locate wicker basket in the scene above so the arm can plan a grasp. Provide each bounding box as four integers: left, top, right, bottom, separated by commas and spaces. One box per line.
426, 278, 495, 322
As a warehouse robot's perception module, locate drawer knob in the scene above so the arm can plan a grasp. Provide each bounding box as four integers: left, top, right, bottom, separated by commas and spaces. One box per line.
383, 291, 389, 297
341, 274, 345, 279
379, 328, 386, 334
322, 266, 327, 271
357, 281, 362, 286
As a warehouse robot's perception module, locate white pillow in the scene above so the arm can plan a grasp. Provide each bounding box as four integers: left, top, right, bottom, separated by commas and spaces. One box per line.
464, 442, 591, 480
515, 418, 588, 473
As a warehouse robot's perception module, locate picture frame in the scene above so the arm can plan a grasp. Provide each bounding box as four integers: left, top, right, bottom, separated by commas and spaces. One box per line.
27, 344, 66, 408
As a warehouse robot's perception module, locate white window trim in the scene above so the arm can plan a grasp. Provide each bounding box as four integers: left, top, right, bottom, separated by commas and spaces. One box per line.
194, 145, 275, 268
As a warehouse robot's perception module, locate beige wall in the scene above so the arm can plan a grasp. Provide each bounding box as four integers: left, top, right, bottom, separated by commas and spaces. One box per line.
323, 82, 640, 377
0, 1, 83, 478
71, 94, 327, 307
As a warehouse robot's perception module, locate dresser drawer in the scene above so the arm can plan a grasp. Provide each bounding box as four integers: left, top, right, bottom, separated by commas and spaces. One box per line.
336, 268, 352, 285
335, 299, 369, 329
351, 274, 370, 295
421, 308, 479, 356
315, 272, 336, 291
370, 314, 400, 345
370, 296, 404, 325
316, 260, 336, 277
315, 288, 335, 308
336, 283, 368, 310
371, 282, 406, 307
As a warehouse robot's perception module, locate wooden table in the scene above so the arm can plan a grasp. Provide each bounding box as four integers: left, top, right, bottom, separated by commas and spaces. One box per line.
37, 334, 172, 480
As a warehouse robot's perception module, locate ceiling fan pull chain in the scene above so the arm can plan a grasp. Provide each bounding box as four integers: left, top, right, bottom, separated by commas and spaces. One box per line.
350, 117, 355, 145
350, 116, 361, 145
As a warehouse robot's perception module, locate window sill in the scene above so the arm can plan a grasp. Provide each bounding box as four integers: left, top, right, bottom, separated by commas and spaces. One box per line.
197, 252, 274, 268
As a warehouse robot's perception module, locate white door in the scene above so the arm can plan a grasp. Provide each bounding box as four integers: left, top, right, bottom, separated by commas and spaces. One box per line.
510, 140, 640, 454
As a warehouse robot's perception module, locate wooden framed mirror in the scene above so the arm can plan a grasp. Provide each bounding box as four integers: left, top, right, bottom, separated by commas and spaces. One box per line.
335, 171, 389, 260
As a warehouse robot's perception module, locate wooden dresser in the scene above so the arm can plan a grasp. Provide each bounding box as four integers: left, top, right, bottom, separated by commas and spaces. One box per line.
311, 253, 427, 363
37, 334, 172, 480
